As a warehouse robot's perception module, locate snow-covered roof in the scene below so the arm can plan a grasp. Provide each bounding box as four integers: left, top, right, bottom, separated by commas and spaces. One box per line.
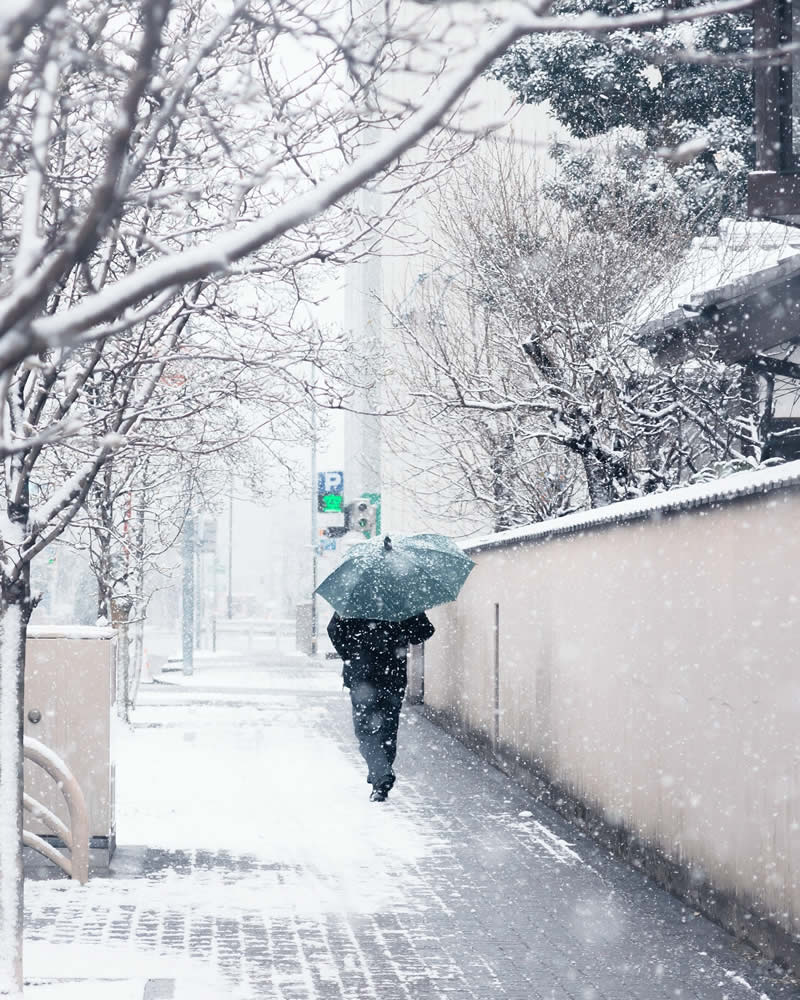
631, 219, 800, 346
464, 458, 800, 554
27, 625, 116, 640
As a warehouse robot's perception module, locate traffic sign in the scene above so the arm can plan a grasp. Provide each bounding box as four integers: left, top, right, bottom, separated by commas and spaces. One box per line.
317, 470, 344, 513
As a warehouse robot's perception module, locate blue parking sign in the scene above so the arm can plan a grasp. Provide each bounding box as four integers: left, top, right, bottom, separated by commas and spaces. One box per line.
317, 471, 344, 513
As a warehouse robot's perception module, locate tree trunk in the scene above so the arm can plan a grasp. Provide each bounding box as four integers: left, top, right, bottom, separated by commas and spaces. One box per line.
128, 503, 147, 707
0, 581, 33, 998
112, 599, 133, 723
129, 614, 145, 706
95, 461, 114, 622
741, 368, 765, 460
97, 573, 113, 622
581, 454, 612, 508
490, 431, 515, 532
118, 617, 130, 722
1, 448, 34, 996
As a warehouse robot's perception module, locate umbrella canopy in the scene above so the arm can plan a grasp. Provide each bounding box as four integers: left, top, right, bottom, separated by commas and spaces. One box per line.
315, 533, 475, 621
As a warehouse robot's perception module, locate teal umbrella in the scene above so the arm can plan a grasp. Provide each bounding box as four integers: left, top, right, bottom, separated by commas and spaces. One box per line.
315, 533, 475, 621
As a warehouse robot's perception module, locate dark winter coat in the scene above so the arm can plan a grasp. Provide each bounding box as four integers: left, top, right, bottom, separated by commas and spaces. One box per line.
327, 612, 435, 692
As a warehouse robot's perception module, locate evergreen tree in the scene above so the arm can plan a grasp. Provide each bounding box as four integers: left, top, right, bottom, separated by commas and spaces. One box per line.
491, 4, 753, 230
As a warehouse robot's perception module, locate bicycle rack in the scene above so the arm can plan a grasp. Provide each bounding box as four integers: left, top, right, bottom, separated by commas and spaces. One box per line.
23, 736, 89, 883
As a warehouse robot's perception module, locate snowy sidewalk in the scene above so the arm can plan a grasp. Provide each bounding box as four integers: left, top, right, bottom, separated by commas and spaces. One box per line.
24, 655, 800, 1000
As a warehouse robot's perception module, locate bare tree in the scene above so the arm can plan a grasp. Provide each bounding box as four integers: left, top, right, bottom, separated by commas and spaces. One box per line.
389, 140, 758, 529
23, 271, 319, 698
0, 269, 321, 989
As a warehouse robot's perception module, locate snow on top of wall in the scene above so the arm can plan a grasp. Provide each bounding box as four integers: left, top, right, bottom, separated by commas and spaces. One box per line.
26, 626, 115, 640
464, 458, 800, 554
630, 219, 800, 342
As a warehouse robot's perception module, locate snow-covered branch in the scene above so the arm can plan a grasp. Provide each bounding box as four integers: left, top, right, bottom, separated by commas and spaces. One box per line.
9, 20, 522, 364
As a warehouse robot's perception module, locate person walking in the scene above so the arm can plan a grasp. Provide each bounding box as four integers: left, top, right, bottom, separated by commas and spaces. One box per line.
317, 533, 472, 800
328, 611, 434, 801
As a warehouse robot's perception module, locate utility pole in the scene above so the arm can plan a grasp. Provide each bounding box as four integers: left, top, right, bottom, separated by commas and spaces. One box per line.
212, 524, 218, 652
310, 377, 318, 657
227, 482, 233, 619
182, 503, 194, 676
195, 524, 204, 650
343, 187, 383, 513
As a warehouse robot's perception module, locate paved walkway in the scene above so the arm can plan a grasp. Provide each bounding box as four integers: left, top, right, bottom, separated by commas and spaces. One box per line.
24, 655, 800, 1000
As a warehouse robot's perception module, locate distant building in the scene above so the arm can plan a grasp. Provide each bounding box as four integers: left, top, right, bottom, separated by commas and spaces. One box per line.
342, 77, 559, 538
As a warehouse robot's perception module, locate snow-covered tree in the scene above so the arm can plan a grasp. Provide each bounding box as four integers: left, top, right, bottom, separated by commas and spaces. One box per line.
490, 3, 753, 231
390, 141, 759, 527
24, 267, 324, 707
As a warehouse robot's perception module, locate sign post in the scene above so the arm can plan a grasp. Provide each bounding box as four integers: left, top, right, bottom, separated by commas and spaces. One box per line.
310, 404, 318, 655
182, 510, 194, 676
313, 471, 344, 653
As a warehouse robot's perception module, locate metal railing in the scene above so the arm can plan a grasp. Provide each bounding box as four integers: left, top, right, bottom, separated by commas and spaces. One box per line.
23, 736, 89, 883
210, 617, 295, 653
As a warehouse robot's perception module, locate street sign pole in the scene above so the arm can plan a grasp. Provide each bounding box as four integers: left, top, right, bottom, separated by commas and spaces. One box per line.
227, 481, 233, 620
310, 384, 318, 657
182, 506, 194, 676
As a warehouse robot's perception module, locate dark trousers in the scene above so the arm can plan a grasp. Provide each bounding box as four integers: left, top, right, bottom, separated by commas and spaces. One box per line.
350, 681, 404, 787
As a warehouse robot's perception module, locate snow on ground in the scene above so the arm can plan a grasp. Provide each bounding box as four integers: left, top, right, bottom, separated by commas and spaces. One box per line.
156, 663, 333, 691
25, 937, 231, 999
25, 976, 144, 1000
115, 697, 435, 901
510, 814, 582, 866
24, 658, 440, 996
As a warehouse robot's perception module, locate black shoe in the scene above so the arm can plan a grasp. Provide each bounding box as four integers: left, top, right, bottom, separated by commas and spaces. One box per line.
370, 772, 394, 801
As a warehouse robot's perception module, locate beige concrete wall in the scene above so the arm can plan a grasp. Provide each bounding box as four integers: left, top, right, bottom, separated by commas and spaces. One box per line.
424, 484, 800, 942
24, 630, 116, 843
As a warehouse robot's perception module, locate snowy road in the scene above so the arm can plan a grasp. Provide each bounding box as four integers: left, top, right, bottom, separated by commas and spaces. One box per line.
23, 655, 800, 999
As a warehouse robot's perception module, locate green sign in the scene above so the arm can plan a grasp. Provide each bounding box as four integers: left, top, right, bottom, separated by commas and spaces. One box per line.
321, 494, 343, 512
360, 492, 381, 536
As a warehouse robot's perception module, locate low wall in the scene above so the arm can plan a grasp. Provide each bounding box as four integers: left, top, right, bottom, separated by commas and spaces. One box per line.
422, 462, 800, 970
